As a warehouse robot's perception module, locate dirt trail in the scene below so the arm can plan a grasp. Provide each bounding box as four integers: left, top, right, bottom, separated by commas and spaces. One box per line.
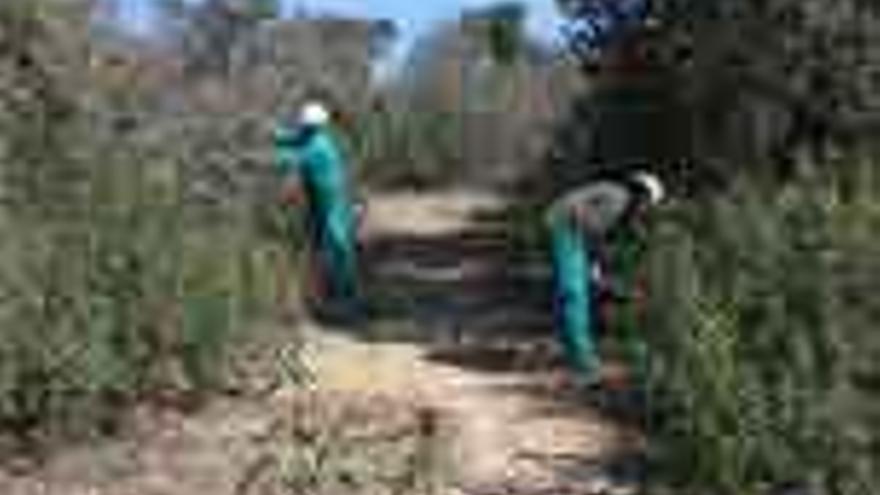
0, 189, 638, 495
310, 190, 640, 493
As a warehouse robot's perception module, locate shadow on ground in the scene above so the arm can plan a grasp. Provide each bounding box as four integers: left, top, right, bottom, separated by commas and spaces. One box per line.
343, 192, 651, 492
357, 197, 553, 352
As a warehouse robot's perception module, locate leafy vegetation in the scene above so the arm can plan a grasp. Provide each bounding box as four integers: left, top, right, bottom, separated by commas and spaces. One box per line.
0, 0, 565, 442
0, 0, 304, 439
0, 0, 878, 493
642, 164, 879, 494
555, 0, 880, 493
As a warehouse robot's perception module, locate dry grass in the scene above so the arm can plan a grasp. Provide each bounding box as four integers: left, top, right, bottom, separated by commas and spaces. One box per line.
238, 389, 452, 495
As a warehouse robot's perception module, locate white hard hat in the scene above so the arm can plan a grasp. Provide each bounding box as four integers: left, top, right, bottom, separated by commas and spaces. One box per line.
632, 171, 665, 205
299, 101, 330, 126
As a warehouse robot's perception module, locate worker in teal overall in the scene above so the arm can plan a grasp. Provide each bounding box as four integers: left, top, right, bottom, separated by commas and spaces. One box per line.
274, 101, 361, 321
546, 171, 664, 387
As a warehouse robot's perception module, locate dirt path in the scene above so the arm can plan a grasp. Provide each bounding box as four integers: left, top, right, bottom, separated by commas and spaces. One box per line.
0, 189, 640, 495
310, 190, 642, 493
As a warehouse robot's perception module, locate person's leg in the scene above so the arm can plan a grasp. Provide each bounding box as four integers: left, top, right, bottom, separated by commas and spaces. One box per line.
601, 234, 650, 427
321, 198, 362, 312
613, 234, 650, 387
619, 270, 649, 386
299, 201, 329, 316
549, 214, 600, 382
304, 244, 327, 308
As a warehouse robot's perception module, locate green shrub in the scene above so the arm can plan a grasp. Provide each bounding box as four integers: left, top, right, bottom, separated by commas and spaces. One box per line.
349, 106, 464, 189
0, 0, 304, 438
643, 164, 879, 494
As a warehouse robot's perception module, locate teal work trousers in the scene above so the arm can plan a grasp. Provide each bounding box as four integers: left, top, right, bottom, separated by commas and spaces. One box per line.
549, 214, 599, 380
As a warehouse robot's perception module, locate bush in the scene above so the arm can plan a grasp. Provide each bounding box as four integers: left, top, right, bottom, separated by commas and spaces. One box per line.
349, 105, 464, 189
642, 162, 880, 494
0, 148, 295, 438
0, 0, 303, 440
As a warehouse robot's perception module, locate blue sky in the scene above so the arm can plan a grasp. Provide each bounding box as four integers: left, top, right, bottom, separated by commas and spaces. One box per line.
114, 0, 566, 53
287, 0, 563, 40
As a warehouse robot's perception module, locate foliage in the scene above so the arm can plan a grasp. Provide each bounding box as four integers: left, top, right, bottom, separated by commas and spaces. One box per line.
364, 6, 576, 189
0, 0, 568, 441
552, 2, 880, 492
0, 0, 305, 439
556, 0, 880, 188
642, 163, 880, 494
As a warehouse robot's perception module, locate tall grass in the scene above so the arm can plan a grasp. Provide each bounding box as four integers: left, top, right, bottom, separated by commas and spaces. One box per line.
0, 0, 303, 439
0, 133, 297, 439
643, 160, 880, 494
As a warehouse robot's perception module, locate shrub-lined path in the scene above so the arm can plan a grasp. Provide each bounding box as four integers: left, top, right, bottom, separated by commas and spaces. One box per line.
0, 189, 642, 494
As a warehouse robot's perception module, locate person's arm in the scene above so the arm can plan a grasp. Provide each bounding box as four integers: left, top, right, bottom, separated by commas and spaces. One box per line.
274, 126, 299, 176
274, 126, 304, 206
546, 181, 632, 236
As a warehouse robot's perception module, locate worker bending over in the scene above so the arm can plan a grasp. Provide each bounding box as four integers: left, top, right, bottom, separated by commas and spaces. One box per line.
546, 170, 664, 386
